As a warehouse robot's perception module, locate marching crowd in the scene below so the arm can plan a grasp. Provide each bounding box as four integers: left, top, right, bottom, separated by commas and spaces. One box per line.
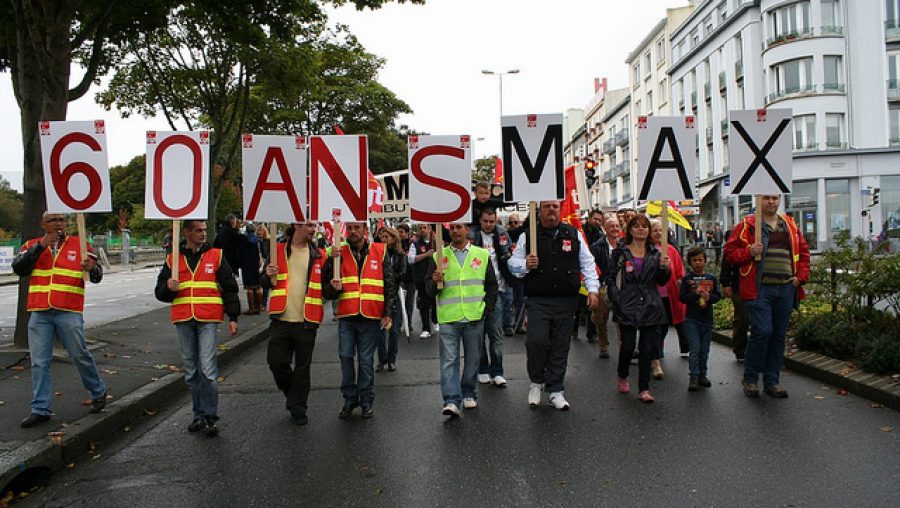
12, 190, 809, 434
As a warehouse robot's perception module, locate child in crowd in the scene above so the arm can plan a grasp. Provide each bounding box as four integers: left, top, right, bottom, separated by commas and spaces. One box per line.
679, 247, 722, 391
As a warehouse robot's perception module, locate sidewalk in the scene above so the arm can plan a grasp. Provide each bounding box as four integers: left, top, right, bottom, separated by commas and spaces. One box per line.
0, 295, 271, 491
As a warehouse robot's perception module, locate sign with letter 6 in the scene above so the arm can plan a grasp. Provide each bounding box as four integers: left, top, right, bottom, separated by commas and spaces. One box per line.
39, 120, 112, 213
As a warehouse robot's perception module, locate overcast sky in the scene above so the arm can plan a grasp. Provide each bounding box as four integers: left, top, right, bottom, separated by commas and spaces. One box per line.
0, 0, 688, 192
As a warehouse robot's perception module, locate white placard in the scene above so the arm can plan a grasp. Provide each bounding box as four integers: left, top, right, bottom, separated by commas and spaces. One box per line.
39, 120, 111, 213
636, 115, 697, 201
144, 131, 210, 219
728, 109, 793, 195
241, 134, 308, 222
501, 113, 564, 202
0, 246, 14, 274
369, 170, 409, 220
408, 135, 472, 223
309, 135, 368, 222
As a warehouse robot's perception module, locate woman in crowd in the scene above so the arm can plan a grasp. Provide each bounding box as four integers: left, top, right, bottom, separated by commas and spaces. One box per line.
239, 223, 263, 315
606, 215, 671, 403
377, 227, 406, 372
256, 224, 271, 311
650, 219, 687, 379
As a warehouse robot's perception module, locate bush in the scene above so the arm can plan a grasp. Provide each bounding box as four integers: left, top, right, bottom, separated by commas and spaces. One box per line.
713, 297, 734, 330
859, 334, 900, 374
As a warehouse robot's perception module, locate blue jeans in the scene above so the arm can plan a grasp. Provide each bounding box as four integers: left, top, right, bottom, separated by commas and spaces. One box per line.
439, 320, 483, 406
378, 304, 402, 365
338, 318, 381, 407
745, 283, 795, 387
683, 318, 712, 377
175, 320, 220, 419
28, 310, 107, 416
478, 302, 504, 377
500, 289, 514, 329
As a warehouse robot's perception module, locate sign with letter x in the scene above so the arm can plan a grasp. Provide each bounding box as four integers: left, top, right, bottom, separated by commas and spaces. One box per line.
728, 109, 793, 195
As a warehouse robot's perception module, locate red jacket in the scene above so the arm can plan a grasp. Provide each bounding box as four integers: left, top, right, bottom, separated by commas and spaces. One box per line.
723, 214, 810, 302
658, 243, 686, 324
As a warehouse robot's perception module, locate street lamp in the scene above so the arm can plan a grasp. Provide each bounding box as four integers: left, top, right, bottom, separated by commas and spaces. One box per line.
481, 69, 520, 117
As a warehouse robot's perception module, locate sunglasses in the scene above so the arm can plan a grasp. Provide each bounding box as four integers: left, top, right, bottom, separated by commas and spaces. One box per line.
44, 217, 65, 223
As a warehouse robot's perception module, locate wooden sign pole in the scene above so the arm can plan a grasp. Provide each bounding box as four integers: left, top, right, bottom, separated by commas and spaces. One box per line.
268, 221, 277, 286
754, 195, 763, 261
433, 224, 444, 290
76, 213, 88, 281
332, 215, 342, 290
528, 202, 538, 254
660, 201, 669, 256
171, 221, 181, 277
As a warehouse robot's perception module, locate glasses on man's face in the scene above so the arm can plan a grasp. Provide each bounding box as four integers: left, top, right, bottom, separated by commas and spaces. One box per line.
508, 221, 520, 226
44, 218, 65, 223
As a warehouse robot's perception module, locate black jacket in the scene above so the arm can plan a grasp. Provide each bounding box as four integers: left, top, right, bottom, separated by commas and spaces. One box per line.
589, 235, 613, 282
718, 229, 740, 292
385, 246, 406, 308
605, 244, 670, 327
155, 242, 241, 322
322, 240, 397, 319
469, 225, 516, 285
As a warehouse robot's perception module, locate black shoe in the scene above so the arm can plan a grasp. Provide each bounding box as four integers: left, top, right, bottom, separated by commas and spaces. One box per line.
688, 377, 700, 392
586, 336, 597, 343
742, 380, 760, 398
89, 392, 108, 414
360, 405, 374, 419
599, 350, 610, 359
503, 327, 514, 337
20, 413, 50, 428
764, 385, 789, 398
698, 376, 712, 388
388, 363, 396, 372
375, 363, 384, 372
515, 328, 526, 335
203, 417, 219, 436
290, 408, 309, 426
187, 417, 206, 432
339, 402, 357, 419
735, 355, 745, 363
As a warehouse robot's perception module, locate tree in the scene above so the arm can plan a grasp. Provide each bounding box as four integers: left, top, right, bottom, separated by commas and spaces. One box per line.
473, 155, 500, 184
0, 175, 23, 237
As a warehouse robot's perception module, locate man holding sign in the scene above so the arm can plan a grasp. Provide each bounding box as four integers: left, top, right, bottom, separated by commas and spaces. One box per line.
14, 212, 107, 428
724, 196, 809, 399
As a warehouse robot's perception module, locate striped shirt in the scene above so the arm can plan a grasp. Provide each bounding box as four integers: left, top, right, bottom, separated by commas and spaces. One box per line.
761, 220, 793, 284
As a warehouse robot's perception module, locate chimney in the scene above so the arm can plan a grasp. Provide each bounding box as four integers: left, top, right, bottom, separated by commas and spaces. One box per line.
594, 78, 601, 93
596, 77, 607, 95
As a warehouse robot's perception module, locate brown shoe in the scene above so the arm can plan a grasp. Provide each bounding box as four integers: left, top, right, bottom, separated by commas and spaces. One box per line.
651, 360, 664, 380
742, 380, 760, 398
764, 385, 789, 398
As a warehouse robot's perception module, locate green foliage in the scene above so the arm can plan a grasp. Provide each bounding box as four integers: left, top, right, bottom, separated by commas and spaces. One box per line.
127, 205, 173, 241
858, 334, 900, 374
713, 296, 733, 330
0, 175, 23, 235
473, 155, 499, 184
792, 305, 900, 374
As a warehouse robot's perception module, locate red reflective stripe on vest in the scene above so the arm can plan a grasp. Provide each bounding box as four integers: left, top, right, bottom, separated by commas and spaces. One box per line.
170, 249, 224, 323
25, 236, 87, 313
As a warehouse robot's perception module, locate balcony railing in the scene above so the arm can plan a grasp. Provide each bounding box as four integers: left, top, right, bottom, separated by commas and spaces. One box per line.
887, 19, 900, 41
719, 71, 726, 91
825, 141, 848, 150
888, 79, 900, 101
703, 83, 711, 100
823, 83, 846, 93
690, 92, 697, 110
891, 137, 900, 147
678, 98, 685, 110
793, 142, 819, 153
765, 27, 814, 48
821, 25, 844, 36
766, 84, 817, 104
615, 130, 629, 146
705, 126, 713, 144
735, 59, 744, 80
720, 119, 729, 137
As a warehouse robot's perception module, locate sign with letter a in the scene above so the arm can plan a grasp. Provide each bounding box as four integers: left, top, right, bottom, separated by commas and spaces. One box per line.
144, 131, 210, 219
728, 109, 793, 195
309, 135, 368, 222
39, 120, 111, 213
241, 134, 308, 222
408, 135, 472, 223
636, 116, 697, 201
501, 113, 564, 202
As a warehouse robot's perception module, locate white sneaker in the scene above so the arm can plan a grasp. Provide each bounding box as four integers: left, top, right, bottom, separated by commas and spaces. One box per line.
433, 323, 440, 332
528, 383, 543, 407
442, 403, 460, 417
548, 391, 570, 411
462, 398, 478, 409
419, 331, 431, 339
477, 374, 491, 384
492, 375, 508, 387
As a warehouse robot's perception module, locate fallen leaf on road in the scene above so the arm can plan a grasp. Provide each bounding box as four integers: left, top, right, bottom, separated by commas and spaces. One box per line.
167, 365, 180, 372
124, 426, 131, 432
13, 375, 20, 380
0, 401, 4, 406
839, 366, 854, 376
144, 408, 158, 416
880, 426, 893, 432
150, 377, 159, 381
103, 353, 117, 358
91, 454, 101, 460
10, 366, 25, 371
216, 376, 225, 382
82, 399, 92, 406
558, 480, 568, 485
54, 392, 63, 397
48, 432, 64, 445
814, 395, 826, 400
121, 355, 132, 359
65, 463, 75, 469
837, 389, 848, 396
375, 486, 383, 496
871, 403, 883, 409
60, 422, 69, 428
101, 369, 118, 375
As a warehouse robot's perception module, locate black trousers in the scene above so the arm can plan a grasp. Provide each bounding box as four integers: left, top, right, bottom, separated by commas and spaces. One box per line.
403, 280, 416, 333
618, 325, 660, 392
525, 296, 577, 393
414, 281, 436, 333
267, 319, 317, 411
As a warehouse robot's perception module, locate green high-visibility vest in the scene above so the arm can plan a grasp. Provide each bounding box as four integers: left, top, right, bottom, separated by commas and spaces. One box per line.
433, 245, 489, 323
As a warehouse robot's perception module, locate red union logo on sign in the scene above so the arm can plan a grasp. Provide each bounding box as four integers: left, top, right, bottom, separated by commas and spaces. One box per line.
40, 122, 50, 135
332, 208, 342, 222
199, 131, 210, 144
757, 108, 767, 122
527, 114, 537, 128
460, 135, 470, 148
147, 131, 157, 144
638, 116, 648, 129
242, 134, 253, 148
409, 135, 419, 149
295, 136, 307, 150
685, 116, 695, 129
94, 120, 105, 134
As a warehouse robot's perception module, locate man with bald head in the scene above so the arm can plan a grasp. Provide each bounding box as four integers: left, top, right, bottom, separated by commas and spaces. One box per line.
13, 212, 107, 428
588, 215, 622, 359
508, 201, 600, 410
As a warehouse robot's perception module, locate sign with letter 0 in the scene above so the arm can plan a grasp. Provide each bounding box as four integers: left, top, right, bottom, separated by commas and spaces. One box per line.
636, 116, 697, 201
39, 120, 112, 213
728, 109, 793, 195
144, 130, 210, 219
241, 134, 308, 222
501, 113, 564, 202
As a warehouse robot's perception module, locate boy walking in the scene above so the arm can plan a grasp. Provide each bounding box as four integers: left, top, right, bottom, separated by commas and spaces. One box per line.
679, 247, 721, 392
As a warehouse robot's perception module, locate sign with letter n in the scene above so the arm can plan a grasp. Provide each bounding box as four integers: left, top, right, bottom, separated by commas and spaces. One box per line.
501, 113, 564, 202
636, 116, 697, 201
728, 109, 793, 195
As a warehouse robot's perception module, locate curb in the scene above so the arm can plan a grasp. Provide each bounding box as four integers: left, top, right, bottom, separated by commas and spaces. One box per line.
712, 330, 900, 412
0, 320, 271, 491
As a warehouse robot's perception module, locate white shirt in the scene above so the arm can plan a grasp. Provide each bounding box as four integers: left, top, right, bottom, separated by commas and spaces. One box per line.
480, 230, 508, 293
507, 226, 600, 293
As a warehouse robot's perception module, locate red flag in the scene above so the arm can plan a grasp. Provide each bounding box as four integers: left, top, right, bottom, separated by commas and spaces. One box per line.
368, 171, 383, 213
493, 157, 503, 185
333, 125, 345, 135
560, 165, 583, 233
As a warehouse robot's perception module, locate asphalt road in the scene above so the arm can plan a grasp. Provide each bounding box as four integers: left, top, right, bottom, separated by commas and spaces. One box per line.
15, 315, 900, 507
0, 267, 167, 346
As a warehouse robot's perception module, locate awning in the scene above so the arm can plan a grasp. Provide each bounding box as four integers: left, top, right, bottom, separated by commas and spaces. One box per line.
696, 181, 718, 202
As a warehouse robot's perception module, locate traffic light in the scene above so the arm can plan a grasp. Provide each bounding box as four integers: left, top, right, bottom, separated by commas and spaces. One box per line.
871, 187, 880, 207
584, 158, 597, 187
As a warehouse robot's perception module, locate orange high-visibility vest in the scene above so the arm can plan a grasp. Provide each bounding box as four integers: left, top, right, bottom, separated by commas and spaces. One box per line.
168, 248, 224, 323
24, 236, 87, 313
267, 242, 326, 323
333, 242, 385, 319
